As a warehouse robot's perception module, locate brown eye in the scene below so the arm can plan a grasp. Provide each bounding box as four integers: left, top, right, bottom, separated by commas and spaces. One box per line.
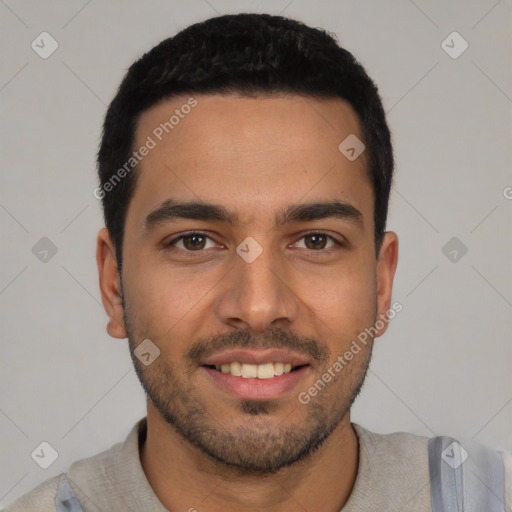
181, 234, 207, 250
304, 233, 329, 250
165, 232, 217, 252
293, 232, 341, 252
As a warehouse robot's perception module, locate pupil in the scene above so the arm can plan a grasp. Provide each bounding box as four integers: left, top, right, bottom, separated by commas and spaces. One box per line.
309, 234, 324, 249
187, 235, 204, 249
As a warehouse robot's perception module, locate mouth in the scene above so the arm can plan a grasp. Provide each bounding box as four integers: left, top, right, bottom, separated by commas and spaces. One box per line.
199, 349, 312, 400
203, 361, 308, 379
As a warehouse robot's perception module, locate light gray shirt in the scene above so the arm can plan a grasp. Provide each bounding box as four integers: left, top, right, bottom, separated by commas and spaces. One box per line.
0, 417, 444, 511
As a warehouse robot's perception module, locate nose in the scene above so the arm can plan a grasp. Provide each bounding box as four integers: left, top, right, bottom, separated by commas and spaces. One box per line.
214, 238, 301, 333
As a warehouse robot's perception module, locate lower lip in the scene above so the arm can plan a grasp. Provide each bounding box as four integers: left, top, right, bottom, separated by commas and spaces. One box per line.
201, 366, 310, 400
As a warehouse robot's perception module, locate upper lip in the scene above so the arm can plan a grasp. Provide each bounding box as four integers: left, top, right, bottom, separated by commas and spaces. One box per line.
200, 348, 311, 367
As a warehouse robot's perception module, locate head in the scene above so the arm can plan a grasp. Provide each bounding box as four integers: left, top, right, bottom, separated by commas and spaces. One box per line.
96, 13, 398, 474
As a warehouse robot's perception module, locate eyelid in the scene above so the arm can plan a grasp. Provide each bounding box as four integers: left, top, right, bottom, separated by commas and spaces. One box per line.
163, 230, 220, 249
163, 230, 347, 253
292, 229, 347, 246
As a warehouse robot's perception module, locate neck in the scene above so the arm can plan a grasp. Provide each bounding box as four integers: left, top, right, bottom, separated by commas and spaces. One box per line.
140, 402, 359, 512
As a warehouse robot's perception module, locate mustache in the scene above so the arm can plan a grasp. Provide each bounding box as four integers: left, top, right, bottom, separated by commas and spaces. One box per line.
185, 325, 330, 365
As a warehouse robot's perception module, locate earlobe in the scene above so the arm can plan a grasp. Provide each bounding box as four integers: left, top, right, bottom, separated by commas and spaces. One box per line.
374, 231, 399, 338
96, 228, 127, 339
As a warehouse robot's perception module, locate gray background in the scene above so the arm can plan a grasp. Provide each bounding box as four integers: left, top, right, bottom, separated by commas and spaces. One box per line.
1, 0, 511, 506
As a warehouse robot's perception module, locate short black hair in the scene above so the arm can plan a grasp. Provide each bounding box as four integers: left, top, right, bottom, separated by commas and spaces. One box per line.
97, 13, 394, 270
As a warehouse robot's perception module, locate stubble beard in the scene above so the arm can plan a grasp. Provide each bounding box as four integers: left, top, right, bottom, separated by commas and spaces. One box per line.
123, 300, 374, 475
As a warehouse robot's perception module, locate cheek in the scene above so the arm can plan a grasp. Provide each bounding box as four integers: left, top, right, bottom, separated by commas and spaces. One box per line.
123, 257, 217, 347
304, 259, 377, 342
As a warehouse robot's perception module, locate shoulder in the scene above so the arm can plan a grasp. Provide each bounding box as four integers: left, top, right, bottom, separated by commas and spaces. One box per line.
347, 423, 431, 511
352, 422, 430, 466
3, 419, 146, 512
427, 434, 511, 511
2, 442, 126, 512
2, 474, 62, 512
352, 423, 511, 511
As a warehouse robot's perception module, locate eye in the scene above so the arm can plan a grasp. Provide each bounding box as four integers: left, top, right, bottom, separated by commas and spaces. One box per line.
291, 232, 344, 252
164, 231, 218, 253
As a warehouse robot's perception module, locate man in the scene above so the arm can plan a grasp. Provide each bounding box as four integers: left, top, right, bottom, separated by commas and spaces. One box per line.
5, 12, 510, 512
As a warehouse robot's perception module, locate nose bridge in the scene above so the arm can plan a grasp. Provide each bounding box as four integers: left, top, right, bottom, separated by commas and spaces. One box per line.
215, 235, 300, 331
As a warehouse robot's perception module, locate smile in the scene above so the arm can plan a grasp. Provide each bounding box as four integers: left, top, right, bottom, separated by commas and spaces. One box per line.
205, 361, 304, 379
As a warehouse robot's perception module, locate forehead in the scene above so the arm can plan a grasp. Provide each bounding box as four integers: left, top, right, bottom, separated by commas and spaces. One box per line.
128, 93, 373, 230
136, 93, 364, 156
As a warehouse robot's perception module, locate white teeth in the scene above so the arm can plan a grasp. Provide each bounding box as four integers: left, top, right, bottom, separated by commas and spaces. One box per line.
241, 364, 258, 378
273, 362, 284, 376
257, 363, 274, 379
230, 361, 242, 376
211, 362, 298, 378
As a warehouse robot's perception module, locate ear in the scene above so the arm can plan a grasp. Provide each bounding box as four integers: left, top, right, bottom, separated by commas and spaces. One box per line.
374, 231, 399, 338
96, 228, 127, 339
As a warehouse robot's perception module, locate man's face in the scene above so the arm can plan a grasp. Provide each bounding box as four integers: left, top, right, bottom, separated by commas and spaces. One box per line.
98, 93, 397, 474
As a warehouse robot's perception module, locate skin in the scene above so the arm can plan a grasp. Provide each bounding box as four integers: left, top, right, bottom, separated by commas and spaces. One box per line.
97, 93, 398, 512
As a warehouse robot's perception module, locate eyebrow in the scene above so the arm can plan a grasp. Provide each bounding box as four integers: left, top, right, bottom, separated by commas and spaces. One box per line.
144, 198, 364, 232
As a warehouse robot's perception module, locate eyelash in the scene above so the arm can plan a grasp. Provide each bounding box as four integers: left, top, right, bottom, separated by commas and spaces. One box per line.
163, 231, 345, 257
